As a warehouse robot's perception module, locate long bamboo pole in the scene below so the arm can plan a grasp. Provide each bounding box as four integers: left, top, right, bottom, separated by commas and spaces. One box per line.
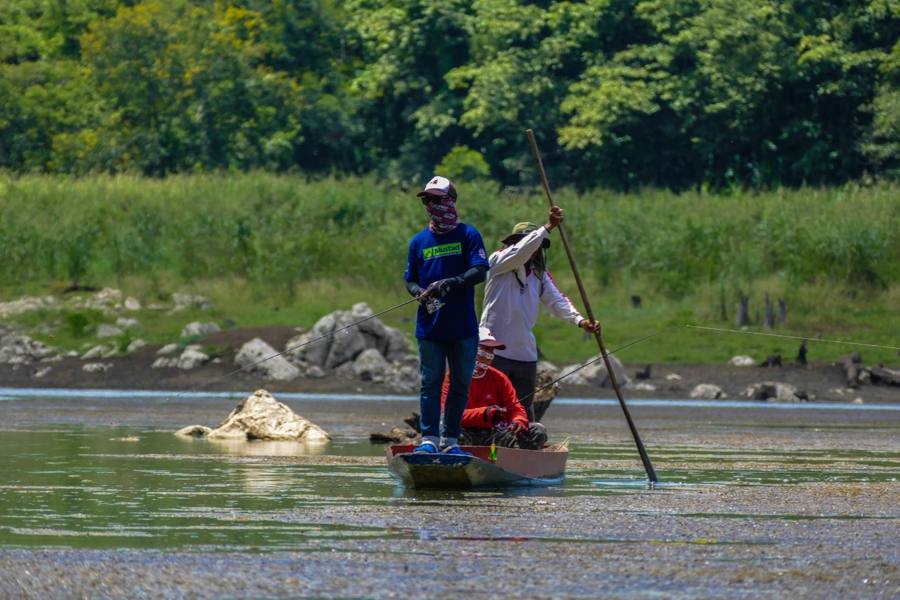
526, 129, 658, 484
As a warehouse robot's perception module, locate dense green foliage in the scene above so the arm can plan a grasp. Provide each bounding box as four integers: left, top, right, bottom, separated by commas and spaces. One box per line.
1, 0, 898, 189
1, 174, 896, 293
1, 174, 897, 363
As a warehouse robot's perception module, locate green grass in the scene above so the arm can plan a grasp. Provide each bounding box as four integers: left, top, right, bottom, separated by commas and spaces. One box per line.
0, 173, 897, 366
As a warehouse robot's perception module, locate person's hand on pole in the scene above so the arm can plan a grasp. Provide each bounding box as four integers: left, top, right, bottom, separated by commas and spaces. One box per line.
579, 318, 601, 334
545, 206, 563, 231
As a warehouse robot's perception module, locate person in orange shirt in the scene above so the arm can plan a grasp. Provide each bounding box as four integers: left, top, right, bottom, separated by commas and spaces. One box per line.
441, 327, 548, 450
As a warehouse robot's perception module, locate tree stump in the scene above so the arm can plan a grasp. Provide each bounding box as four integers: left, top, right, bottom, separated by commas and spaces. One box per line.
736, 295, 750, 327
842, 352, 862, 388
763, 294, 775, 330
796, 340, 808, 366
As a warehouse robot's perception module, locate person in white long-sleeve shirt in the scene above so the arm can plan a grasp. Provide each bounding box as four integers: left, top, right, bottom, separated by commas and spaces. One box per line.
480, 206, 600, 420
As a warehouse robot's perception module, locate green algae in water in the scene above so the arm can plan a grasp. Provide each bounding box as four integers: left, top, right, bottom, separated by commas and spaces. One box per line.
2, 429, 898, 551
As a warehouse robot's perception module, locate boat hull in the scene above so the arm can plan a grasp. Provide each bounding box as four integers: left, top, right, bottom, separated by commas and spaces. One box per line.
386, 444, 567, 489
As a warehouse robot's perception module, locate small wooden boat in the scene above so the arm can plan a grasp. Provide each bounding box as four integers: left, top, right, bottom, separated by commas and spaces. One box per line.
386, 443, 568, 489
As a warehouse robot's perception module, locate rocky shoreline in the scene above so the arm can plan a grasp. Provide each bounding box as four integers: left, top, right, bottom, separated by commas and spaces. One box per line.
1, 288, 897, 404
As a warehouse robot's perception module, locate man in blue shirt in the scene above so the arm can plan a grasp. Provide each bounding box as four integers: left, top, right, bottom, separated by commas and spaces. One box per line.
404, 176, 489, 455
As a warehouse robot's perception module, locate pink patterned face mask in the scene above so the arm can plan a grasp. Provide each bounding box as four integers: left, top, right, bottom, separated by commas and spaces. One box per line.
424, 195, 459, 234
472, 346, 494, 379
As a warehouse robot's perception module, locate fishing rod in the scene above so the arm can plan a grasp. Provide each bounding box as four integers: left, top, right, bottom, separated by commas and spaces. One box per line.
517, 332, 665, 405
686, 325, 899, 351
176, 296, 419, 395
526, 128, 658, 484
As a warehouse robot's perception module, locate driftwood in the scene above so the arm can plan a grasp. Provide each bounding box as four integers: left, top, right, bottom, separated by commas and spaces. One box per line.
796, 340, 808, 366
370, 413, 420, 444
759, 354, 783, 368
842, 352, 862, 388
634, 364, 652, 380
369, 427, 418, 444
870, 366, 900, 387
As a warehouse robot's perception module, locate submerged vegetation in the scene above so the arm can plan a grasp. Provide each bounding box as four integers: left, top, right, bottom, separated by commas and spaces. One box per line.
0, 174, 897, 364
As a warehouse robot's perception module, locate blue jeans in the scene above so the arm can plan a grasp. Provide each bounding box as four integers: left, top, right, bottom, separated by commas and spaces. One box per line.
417, 335, 478, 443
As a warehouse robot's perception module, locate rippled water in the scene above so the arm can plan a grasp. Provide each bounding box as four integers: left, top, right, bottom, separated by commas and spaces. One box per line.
2, 423, 898, 552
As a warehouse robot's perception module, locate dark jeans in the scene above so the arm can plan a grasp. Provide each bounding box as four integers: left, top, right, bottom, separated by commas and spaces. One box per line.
491, 355, 538, 421
417, 335, 478, 443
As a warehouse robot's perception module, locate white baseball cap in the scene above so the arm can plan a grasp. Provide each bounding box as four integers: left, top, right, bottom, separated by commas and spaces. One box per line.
416, 175, 457, 199
478, 326, 506, 349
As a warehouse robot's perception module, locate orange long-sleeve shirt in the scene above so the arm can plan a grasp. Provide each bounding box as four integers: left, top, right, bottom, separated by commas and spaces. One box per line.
440, 366, 529, 429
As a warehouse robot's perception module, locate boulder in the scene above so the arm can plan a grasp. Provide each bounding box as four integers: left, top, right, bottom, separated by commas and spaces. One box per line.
352, 348, 390, 382
382, 326, 411, 362
84, 288, 124, 312
157, 343, 179, 355
558, 364, 590, 386
0, 295, 56, 318
306, 365, 326, 379
116, 317, 140, 329
177, 346, 210, 370
580, 354, 630, 387
665, 373, 683, 381
353, 302, 387, 344
690, 384, 727, 399
235, 338, 300, 381
181, 321, 221, 338
124, 297, 142, 311
384, 364, 419, 392
629, 382, 657, 392
171, 293, 212, 311
532, 363, 561, 422
536, 361, 559, 378
82, 344, 113, 360
32, 366, 52, 379
324, 312, 367, 369
743, 381, 805, 402
96, 324, 124, 338
285, 314, 340, 368
0, 333, 56, 365
82, 362, 113, 373
175, 425, 213, 437
286, 305, 407, 369
126, 339, 147, 353
152, 357, 176, 368
729, 355, 755, 367
203, 389, 331, 441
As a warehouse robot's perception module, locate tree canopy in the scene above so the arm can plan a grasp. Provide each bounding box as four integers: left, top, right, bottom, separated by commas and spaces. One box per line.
1, 0, 897, 189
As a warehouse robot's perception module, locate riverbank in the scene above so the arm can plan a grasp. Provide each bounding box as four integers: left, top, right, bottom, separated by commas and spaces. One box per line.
1, 324, 897, 404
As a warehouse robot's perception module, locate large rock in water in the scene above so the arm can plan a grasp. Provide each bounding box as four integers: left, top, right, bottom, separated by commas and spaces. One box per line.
177, 389, 331, 442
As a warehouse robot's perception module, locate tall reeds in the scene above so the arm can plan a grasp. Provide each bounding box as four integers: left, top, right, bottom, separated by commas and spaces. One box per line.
0, 174, 896, 300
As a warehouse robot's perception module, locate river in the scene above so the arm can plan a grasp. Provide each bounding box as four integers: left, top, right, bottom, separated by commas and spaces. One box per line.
1, 388, 898, 598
